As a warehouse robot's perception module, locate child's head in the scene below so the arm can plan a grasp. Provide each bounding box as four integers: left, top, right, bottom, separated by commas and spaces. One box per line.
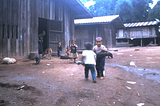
85, 42, 93, 50
67, 46, 70, 50
72, 39, 76, 44
41, 31, 45, 36
96, 37, 102, 47
59, 42, 61, 45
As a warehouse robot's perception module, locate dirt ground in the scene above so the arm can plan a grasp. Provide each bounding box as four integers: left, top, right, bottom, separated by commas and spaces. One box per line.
0, 46, 160, 106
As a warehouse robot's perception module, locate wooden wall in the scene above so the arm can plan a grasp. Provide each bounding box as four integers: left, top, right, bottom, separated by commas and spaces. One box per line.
75, 23, 116, 49
0, 0, 74, 59
117, 26, 158, 39
75, 25, 96, 49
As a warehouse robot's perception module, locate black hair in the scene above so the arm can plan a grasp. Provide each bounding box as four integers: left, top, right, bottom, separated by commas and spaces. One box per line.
85, 42, 93, 50
42, 31, 45, 35
72, 39, 76, 42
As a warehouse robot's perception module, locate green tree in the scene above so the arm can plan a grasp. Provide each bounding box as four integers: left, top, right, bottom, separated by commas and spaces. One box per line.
87, 0, 152, 23
89, 0, 118, 16
132, 0, 152, 22
114, 0, 134, 23
148, 1, 160, 21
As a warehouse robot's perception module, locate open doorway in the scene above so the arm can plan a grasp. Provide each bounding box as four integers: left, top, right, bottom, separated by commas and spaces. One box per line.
38, 18, 48, 53
38, 18, 63, 55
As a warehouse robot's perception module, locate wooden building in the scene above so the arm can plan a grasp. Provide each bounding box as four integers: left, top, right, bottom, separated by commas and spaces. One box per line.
116, 21, 160, 47
74, 15, 124, 49
0, 0, 92, 59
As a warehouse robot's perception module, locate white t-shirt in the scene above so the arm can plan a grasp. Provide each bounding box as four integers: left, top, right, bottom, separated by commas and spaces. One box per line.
92, 45, 107, 53
82, 50, 96, 65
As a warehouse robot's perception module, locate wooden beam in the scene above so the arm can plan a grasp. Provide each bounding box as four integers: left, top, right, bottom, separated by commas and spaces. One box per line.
0, 0, 3, 58
2, 0, 8, 57
26, 0, 30, 57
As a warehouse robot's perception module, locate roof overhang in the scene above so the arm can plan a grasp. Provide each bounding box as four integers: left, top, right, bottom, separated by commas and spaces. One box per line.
74, 15, 125, 29
124, 21, 159, 27
110, 16, 125, 29
62, 0, 93, 19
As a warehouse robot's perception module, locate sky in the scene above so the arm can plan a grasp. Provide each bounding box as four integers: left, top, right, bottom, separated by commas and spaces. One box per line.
149, 0, 159, 8
83, 0, 95, 8
81, 0, 159, 9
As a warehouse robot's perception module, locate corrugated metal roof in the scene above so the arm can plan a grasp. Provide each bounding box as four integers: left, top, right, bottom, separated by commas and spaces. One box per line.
74, 15, 119, 24
124, 21, 159, 27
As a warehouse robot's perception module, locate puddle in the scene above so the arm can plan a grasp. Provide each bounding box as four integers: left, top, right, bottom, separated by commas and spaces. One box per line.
105, 63, 160, 83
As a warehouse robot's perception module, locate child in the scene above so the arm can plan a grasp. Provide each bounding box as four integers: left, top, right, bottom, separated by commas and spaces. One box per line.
70, 39, 78, 63
66, 46, 70, 56
82, 42, 96, 83
57, 42, 62, 57
93, 37, 108, 80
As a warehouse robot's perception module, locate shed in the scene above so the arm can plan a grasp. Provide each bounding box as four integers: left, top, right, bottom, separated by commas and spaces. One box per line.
0, 0, 92, 59
74, 15, 124, 49
116, 21, 160, 46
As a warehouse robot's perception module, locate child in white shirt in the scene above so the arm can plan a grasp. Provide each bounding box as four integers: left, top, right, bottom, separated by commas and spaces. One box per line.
82, 42, 96, 83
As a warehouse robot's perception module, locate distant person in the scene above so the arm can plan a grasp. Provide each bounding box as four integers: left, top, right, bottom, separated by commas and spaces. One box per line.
70, 39, 78, 63
93, 37, 108, 80
38, 31, 45, 54
82, 42, 96, 83
57, 42, 62, 57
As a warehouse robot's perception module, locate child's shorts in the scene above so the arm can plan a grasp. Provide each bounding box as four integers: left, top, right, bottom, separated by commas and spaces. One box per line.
69, 53, 78, 59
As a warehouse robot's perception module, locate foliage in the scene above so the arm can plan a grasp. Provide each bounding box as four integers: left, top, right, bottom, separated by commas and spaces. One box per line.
82, 0, 154, 23
147, 1, 160, 21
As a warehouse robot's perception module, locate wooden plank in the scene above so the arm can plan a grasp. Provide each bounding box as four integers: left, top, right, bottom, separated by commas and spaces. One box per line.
44, 0, 48, 19
2, 0, 8, 57
26, 0, 30, 56
18, 0, 22, 56
41, 0, 44, 18
33, 0, 38, 52
23, 0, 27, 57
2, 0, 7, 23
51, 0, 55, 20
12, 0, 18, 56
2, 24, 8, 57
55, 0, 59, 20
19, 0, 23, 56
15, 0, 19, 56
59, 1, 63, 21
16, 25, 19, 56
37, 0, 41, 17
0, 24, 2, 58
63, 6, 70, 48
7, 0, 11, 23
0, 0, 3, 22
0, 0, 3, 58
29, 0, 33, 53
46, 0, 50, 19
49, 0, 52, 20
6, 0, 13, 57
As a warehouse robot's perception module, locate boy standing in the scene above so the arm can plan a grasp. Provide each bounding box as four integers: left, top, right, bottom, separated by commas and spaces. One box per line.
70, 39, 78, 63
93, 37, 107, 80
57, 42, 62, 57
82, 42, 96, 83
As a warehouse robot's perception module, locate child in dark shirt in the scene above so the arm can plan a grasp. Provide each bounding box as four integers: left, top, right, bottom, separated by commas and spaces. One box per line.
93, 37, 107, 80
57, 42, 62, 57
70, 39, 78, 63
